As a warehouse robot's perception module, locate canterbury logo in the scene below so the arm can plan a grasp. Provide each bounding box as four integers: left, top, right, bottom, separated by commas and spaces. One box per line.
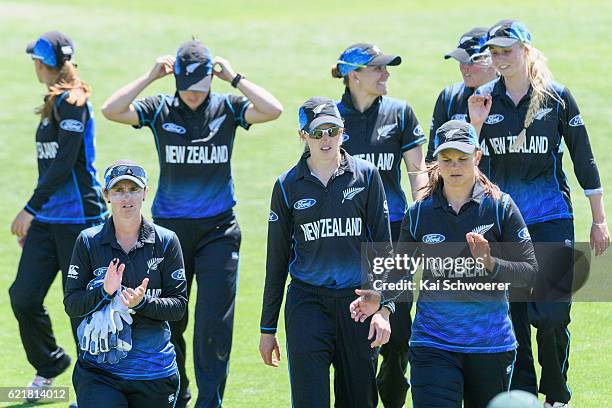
342, 187, 365, 203
146, 257, 164, 274
377, 123, 396, 139
471, 223, 494, 235
534, 108, 553, 120
192, 115, 227, 143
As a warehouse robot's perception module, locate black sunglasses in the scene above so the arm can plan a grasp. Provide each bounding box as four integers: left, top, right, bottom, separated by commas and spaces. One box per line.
105, 165, 148, 185
307, 126, 343, 139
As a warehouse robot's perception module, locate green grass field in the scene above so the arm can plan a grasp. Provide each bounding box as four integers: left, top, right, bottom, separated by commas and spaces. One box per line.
1, 0, 611, 406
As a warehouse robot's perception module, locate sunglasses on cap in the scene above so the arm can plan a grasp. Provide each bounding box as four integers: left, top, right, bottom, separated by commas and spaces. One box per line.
307, 126, 343, 139
104, 165, 148, 185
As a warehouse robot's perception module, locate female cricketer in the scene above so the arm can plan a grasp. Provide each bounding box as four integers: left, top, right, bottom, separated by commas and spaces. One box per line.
331, 43, 427, 408
468, 19, 610, 407
259, 97, 394, 408
64, 161, 187, 407
351, 120, 538, 408
101, 39, 283, 408
9, 31, 108, 397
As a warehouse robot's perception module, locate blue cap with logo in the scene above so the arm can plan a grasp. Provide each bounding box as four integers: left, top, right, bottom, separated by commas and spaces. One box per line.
26, 31, 74, 68
298, 97, 344, 132
445, 27, 489, 64
334, 43, 401, 77
482, 19, 532, 49
433, 120, 479, 157
174, 40, 214, 92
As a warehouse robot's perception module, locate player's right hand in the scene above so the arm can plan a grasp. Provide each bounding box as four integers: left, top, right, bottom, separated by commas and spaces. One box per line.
467, 94, 493, 126
149, 55, 175, 80
103, 258, 125, 296
259, 333, 281, 367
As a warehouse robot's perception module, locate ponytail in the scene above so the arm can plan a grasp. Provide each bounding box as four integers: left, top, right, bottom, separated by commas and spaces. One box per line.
511, 44, 564, 150
35, 61, 91, 119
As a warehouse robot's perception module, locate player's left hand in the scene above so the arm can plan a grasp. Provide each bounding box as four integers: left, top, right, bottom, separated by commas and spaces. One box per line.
590, 222, 610, 256
368, 310, 391, 348
119, 278, 149, 308
466, 232, 495, 271
212, 56, 237, 83
350, 289, 382, 322
10, 210, 34, 240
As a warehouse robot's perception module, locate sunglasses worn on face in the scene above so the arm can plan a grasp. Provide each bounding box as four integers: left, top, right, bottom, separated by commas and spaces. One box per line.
308, 126, 342, 139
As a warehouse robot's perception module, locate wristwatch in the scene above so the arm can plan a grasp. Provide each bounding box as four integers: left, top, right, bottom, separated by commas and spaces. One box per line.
231, 73, 244, 88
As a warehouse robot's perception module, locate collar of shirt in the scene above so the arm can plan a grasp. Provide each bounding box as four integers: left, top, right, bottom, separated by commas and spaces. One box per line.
432, 179, 486, 211
295, 148, 355, 180
492, 77, 533, 105
101, 217, 156, 250
173, 91, 211, 115
340, 88, 382, 117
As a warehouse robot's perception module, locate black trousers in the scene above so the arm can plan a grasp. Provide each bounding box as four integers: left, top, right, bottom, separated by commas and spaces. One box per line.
377, 221, 413, 408
509, 218, 573, 403
285, 279, 379, 408
9, 220, 88, 378
73, 360, 180, 408
409, 346, 515, 408
156, 211, 241, 408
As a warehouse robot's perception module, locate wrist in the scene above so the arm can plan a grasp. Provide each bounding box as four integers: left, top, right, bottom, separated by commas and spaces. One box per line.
377, 307, 391, 319
593, 220, 607, 227
231, 73, 244, 88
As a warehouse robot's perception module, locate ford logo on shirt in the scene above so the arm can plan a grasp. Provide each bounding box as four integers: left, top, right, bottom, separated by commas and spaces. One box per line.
93, 267, 108, 277
413, 124, 425, 136
171, 269, 186, 280
569, 114, 584, 127
294, 198, 316, 210
162, 123, 187, 134
450, 114, 468, 122
59, 119, 84, 132
422, 233, 446, 244
484, 114, 504, 125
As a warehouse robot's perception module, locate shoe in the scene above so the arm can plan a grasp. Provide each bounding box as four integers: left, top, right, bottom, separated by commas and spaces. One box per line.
544, 402, 569, 408
25, 375, 53, 403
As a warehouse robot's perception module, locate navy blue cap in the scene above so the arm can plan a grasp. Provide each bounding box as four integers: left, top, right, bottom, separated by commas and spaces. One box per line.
174, 40, 213, 92
298, 97, 344, 132
433, 120, 479, 157
482, 19, 532, 49
26, 31, 74, 68
444, 27, 489, 64
336, 43, 401, 77
104, 164, 148, 190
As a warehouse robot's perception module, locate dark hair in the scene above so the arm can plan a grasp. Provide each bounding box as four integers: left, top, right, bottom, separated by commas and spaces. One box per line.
417, 162, 501, 201
330, 64, 349, 86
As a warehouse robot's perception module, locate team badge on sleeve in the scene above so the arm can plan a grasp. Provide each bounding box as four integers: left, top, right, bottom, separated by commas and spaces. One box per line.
413, 124, 425, 136
518, 227, 531, 241
171, 269, 186, 281
269, 210, 279, 222
569, 114, 584, 127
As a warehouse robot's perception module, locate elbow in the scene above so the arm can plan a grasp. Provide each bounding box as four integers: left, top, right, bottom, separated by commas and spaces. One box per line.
100, 102, 114, 121
265, 103, 283, 121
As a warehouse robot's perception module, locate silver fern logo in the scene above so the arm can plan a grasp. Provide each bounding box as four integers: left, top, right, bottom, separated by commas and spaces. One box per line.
534, 108, 553, 120
146, 257, 164, 274
342, 187, 365, 203
192, 115, 227, 143
312, 104, 327, 114
377, 123, 396, 139
471, 223, 494, 235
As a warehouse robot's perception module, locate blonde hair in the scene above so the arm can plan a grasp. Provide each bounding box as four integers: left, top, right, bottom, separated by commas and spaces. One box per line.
417, 162, 501, 201
511, 44, 565, 150
35, 61, 91, 119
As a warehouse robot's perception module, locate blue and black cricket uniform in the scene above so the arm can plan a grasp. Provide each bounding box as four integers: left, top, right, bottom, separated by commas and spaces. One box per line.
336, 89, 424, 407
399, 181, 537, 408
261, 150, 392, 408
64, 217, 187, 408
426, 83, 490, 169
9, 93, 107, 379
131, 91, 249, 407
476, 77, 602, 402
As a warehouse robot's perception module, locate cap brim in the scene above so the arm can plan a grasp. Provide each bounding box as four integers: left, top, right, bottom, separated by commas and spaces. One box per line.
482, 37, 518, 49
175, 74, 211, 92
106, 175, 146, 190
26, 41, 36, 54
308, 115, 344, 131
433, 141, 477, 158
369, 54, 402, 66
444, 48, 471, 64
